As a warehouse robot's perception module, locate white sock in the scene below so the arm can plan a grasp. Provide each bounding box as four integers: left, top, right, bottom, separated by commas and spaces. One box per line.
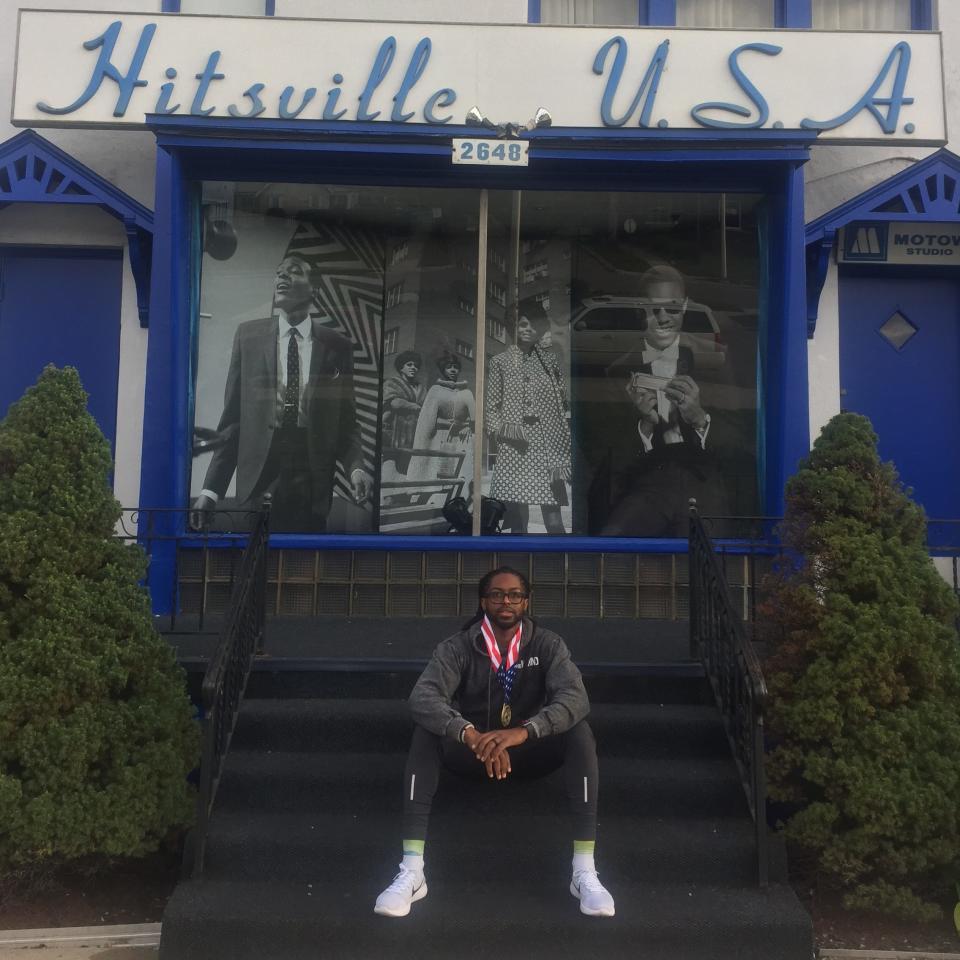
572, 851, 596, 875
402, 853, 424, 876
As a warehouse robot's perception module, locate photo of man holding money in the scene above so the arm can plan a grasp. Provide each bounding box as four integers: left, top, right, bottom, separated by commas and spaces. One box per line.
577, 263, 729, 537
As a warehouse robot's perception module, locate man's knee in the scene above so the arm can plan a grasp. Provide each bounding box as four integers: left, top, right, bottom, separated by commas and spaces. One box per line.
562, 720, 599, 774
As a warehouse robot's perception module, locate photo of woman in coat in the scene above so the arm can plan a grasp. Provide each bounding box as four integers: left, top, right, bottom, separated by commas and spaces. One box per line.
381, 350, 425, 473
486, 301, 571, 534
406, 351, 476, 501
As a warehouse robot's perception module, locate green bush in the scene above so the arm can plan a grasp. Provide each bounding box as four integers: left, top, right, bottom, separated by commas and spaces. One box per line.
0, 366, 198, 876
760, 412, 960, 921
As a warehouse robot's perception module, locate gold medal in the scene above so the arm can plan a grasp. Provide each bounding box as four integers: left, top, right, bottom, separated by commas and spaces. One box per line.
501, 704, 512, 727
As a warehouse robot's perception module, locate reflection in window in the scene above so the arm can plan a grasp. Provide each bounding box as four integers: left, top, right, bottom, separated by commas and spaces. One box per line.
676, 0, 774, 27
524, 260, 550, 283
812, 0, 910, 29
386, 283, 405, 308
456, 339, 475, 360
383, 327, 399, 355
488, 319, 509, 343
540, 0, 640, 24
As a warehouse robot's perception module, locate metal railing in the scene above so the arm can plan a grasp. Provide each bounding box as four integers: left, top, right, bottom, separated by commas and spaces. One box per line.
193, 496, 272, 876
688, 503, 769, 887
117, 506, 264, 631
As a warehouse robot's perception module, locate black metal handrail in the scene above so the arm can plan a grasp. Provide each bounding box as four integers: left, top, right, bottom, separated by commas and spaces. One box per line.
688, 503, 769, 887
117, 506, 264, 632
193, 496, 272, 876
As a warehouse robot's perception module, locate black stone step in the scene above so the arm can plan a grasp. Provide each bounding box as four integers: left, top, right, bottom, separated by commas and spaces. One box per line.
165, 615, 692, 664
230, 699, 731, 758
242, 662, 709, 703
215, 750, 750, 819
200, 810, 781, 886
160, 877, 812, 960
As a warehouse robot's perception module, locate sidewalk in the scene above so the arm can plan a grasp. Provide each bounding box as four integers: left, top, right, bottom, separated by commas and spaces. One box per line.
0, 924, 159, 959
1, 924, 957, 960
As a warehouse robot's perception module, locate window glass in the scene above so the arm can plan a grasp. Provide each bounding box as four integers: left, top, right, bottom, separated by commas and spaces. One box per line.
540, 0, 640, 25
812, 0, 910, 29
191, 182, 763, 538
179, 0, 266, 14
676, 0, 774, 27
484, 189, 763, 536
191, 182, 480, 534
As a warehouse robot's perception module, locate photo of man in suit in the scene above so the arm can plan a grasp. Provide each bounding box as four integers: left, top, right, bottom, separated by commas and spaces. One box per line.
581, 264, 728, 537
191, 251, 373, 532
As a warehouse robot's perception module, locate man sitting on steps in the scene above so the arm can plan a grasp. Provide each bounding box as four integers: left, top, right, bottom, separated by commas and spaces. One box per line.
373, 565, 616, 919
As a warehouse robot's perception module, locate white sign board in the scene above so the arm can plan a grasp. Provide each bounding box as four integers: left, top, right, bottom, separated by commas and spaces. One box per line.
11, 10, 947, 144
841, 222, 960, 264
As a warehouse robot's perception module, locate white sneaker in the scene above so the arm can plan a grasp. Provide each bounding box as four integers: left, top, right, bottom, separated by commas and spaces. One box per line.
373, 864, 428, 917
570, 869, 615, 917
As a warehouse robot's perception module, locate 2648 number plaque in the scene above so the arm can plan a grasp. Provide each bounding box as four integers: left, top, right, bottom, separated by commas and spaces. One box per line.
452, 139, 529, 167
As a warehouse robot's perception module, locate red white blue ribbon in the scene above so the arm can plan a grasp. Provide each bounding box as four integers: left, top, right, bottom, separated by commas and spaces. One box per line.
481, 615, 522, 673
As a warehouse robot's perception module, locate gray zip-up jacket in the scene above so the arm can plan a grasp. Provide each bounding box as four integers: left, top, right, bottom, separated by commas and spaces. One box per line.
408, 617, 589, 742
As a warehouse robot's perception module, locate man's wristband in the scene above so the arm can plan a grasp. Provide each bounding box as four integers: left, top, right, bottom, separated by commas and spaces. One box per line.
459, 723, 475, 744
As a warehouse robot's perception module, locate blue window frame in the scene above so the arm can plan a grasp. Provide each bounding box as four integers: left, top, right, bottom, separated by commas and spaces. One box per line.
139, 116, 813, 574
529, 0, 933, 28
162, 1, 275, 13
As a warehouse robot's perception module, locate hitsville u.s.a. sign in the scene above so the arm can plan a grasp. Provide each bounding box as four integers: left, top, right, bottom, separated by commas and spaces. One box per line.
11, 10, 947, 144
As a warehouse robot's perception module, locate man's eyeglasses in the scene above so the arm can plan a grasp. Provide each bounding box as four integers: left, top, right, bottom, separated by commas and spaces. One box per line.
639, 298, 687, 321
484, 590, 529, 604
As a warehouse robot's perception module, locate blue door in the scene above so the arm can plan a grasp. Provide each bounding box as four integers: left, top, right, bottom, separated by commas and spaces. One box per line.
0, 247, 123, 452
839, 273, 960, 522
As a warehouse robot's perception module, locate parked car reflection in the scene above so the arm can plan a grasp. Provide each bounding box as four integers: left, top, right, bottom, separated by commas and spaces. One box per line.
570, 295, 727, 374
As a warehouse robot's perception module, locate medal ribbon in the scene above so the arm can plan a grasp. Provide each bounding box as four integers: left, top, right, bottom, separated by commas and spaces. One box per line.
481, 615, 522, 673
481, 616, 523, 711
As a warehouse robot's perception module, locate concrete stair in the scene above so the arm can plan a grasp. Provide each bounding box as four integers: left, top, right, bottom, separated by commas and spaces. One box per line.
159, 626, 812, 960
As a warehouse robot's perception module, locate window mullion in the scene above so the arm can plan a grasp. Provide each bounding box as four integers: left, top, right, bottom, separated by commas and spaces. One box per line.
472, 190, 490, 536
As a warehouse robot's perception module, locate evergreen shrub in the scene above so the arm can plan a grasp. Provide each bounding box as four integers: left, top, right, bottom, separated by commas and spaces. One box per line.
0, 367, 198, 879
761, 412, 960, 922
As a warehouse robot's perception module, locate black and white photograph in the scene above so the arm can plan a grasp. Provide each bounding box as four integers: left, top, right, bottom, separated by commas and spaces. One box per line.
376, 231, 480, 534
190, 202, 383, 533
568, 194, 762, 536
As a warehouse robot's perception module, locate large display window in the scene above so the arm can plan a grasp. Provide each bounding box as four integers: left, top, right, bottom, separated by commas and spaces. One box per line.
189, 181, 762, 537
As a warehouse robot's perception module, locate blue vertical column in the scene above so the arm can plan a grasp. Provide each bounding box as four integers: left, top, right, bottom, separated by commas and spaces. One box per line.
764, 162, 810, 515
141, 144, 190, 614
777, 0, 812, 27
645, 0, 676, 25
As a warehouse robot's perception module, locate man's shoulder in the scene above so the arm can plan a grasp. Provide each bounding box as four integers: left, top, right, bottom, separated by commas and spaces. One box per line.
234, 316, 275, 339
310, 320, 353, 352
435, 625, 477, 652
426, 627, 478, 669
525, 620, 568, 651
